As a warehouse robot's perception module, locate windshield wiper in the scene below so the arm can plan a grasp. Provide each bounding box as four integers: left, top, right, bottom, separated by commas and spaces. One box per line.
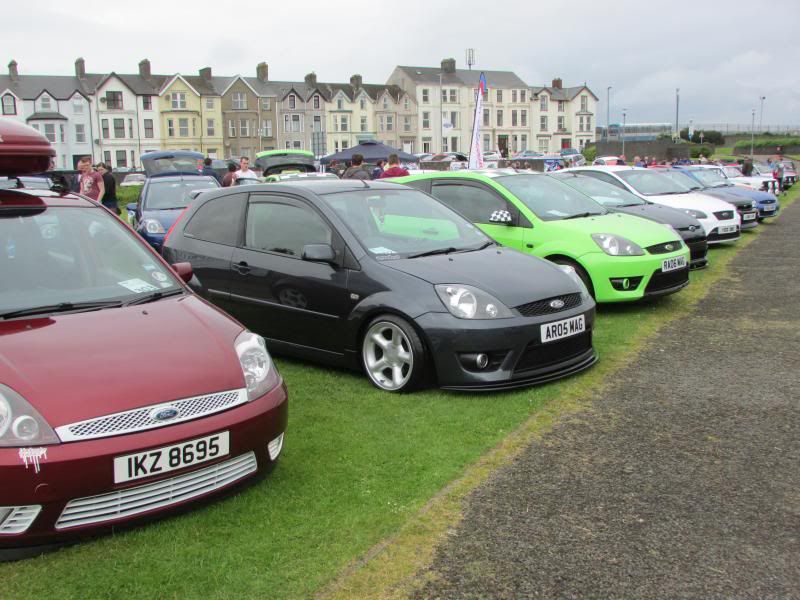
407, 246, 459, 259
618, 203, 644, 207
125, 288, 184, 306
461, 240, 496, 252
562, 212, 602, 220
0, 300, 123, 320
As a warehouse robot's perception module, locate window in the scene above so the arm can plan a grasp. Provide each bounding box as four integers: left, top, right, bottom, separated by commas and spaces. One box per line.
312, 115, 321, 132
403, 116, 411, 132
422, 111, 430, 129
540, 116, 548, 131
285, 141, 303, 150
512, 110, 518, 127
381, 97, 388, 110
288, 94, 296, 109
142, 95, 153, 110
558, 116, 565, 131
59, 124, 65, 142
245, 201, 332, 258
75, 124, 86, 143
422, 88, 429, 103
336, 97, 343, 110
264, 120, 272, 137
179, 118, 189, 137
404, 97, 410, 110
104, 150, 111, 164
232, 92, 247, 109
313, 95, 320, 109
378, 115, 384, 132
40, 95, 52, 111
143, 119, 153, 138
483, 134, 490, 151
496, 89, 503, 103
167, 119, 175, 137
262, 98, 271, 110
581, 95, 588, 111
284, 114, 302, 132
441, 89, 447, 103
451, 137, 458, 152
340, 116, 349, 132
558, 100, 565, 112
540, 95, 548, 111
341, 140, 349, 150
116, 150, 127, 168
579, 116, 584, 132
521, 90, 527, 103
73, 98, 84, 113
103, 91, 121, 110
207, 148, 218, 158
448, 89, 457, 103
512, 135, 518, 153
497, 110, 503, 127
441, 138, 448, 153
446, 111, 458, 128
206, 97, 214, 109
185, 195, 246, 246
207, 118, 215, 136
130, 150, 136, 167
360, 97, 366, 110
101, 119, 109, 139
113, 118, 125, 138
228, 120, 236, 137
1, 94, 16, 115
521, 134, 527, 150
333, 140, 339, 153
240, 119, 250, 137
539, 138, 549, 153
128, 119, 134, 138
586, 116, 592, 131
521, 110, 527, 127
431, 183, 508, 224
512, 90, 517, 103
483, 109, 490, 127
171, 92, 186, 109
360, 116, 368, 132
386, 116, 393, 131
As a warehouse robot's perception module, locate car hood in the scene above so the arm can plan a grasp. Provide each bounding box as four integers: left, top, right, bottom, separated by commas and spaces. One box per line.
0, 296, 245, 428
612, 203, 701, 229
546, 212, 677, 246
712, 185, 775, 201
695, 189, 753, 208
643, 191, 735, 213
383, 247, 581, 308
141, 208, 185, 230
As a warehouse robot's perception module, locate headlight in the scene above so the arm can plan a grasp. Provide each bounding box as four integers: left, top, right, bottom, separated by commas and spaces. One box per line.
435, 285, 513, 319
0, 385, 59, 447
684, 209, 708, 219
590, 233, 644, 256
557, 265, 591, 301
141, 219, 166, 234
751, 200, 757, 209
235, 331, 280, 400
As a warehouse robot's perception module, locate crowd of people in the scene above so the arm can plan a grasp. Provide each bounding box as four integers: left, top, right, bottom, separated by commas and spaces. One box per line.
329, 153, 410, 180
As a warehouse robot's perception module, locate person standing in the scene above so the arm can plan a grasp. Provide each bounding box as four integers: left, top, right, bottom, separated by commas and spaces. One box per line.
342, 154, 371, 180
773, 160, 785, 194
77, 156, 105, 203
234, 156, 258, 182
201, 157, 222, 184
380, 154, 411, 179
371, 159, 385, 180
222, 163, 237, 187
95, 163, 119, 214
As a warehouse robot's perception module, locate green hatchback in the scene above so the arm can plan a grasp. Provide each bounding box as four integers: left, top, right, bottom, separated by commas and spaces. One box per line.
396, 171, 691, 303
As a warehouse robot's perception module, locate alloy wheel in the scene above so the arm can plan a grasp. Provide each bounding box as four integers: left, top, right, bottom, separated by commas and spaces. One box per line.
362, 321, 414, 391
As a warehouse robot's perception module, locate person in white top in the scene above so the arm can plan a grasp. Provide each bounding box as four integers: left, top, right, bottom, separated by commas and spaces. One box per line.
234, 156, 259, 182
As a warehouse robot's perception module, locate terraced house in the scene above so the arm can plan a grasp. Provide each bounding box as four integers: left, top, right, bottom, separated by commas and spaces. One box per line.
273, 73, 328, 155
158, 68, 224, 157
219, 62, 278, 158
531, 78, 598, 153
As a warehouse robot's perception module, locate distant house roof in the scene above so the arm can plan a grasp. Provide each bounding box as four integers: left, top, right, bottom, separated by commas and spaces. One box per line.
26, 111, 68, 121
325, 82, 406, 103
96, 72, 167, 96
531, 85, 598, 102
395, 66, 528, 89
0, 74, 95, 100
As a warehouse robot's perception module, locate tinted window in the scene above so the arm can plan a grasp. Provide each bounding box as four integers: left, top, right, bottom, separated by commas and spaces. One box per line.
245, 201, 332, 257
495, 174, 606, 221
184, 194, 244, 246
553, 173, 645, 206
430, 183, 508, 223
578, 170, 628, 190
144, 177, 219, 210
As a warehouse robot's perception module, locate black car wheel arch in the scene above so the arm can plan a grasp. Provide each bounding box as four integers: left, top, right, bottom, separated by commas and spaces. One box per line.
548, 256, 595, 298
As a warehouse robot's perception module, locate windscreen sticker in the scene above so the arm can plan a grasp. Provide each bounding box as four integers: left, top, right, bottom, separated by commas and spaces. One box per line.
118, 278, 159, 293
369, 246, 396, 255
19, 447, 47, 474
159, 281, 172, 288
142, 264, 156, 271
151, 271, 169, 283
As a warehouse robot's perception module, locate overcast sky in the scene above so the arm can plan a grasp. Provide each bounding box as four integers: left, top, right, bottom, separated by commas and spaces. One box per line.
5, 0, 798, 129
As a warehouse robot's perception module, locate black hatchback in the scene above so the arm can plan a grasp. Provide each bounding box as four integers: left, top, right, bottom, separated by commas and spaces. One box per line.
162, 180, 598, 392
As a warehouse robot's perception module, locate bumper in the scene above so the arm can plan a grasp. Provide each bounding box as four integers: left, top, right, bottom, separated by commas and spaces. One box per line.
139, 230, 166, 252
681, 233, 708, 269
416, 305, 597, 391
0, 382, 288, 552
758, 202, 780, 219
738, 208, 760, 230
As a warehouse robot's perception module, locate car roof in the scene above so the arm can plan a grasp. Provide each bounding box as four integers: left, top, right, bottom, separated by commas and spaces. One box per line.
0, 187, 96, 207
568, 165, 643, 173
146, 174, 217, 183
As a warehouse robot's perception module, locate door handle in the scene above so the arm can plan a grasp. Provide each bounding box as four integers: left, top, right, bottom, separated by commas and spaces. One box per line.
233, 261, 251, 275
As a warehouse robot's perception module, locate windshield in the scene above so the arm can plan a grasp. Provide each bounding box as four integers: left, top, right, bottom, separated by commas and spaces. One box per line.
0, 177, 51, 190
144, 178, 218, 209
322, 188, 490, 259
495, 174, 606, 220
552, 174, 646, 207
616, 170, 690, 195
1, 205, 181, 315
657, 169, 704, 190
723, 166, 744, 178
690, 168, 730, 187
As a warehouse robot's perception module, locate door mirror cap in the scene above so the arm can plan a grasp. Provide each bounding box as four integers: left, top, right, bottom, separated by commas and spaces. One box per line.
171, 262, 194, 283
488, 209, 513, 224
125, 203, 138, 213
302, 243, 336, 263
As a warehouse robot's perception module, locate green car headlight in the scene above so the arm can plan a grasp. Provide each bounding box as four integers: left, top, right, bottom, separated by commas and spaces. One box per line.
591, 233, 644, 256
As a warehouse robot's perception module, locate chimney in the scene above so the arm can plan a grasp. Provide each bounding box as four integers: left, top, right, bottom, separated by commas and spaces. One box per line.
75, 57, 86, 80
551, 77, 563, 89
441, 58, 456, 74
256, 62, 269, 83
304, 72, 317, 87
8, 60, 18, 81
138, 59, 151, 79
349, 74, 363, 89
199, 67, 212, 81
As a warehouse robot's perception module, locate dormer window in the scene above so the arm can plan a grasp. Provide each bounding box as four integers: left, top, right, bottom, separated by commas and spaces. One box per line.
289, 94, 296, 109
40, 95, 52, 111
337, 97, 343, 110
581, 95, 588, 112
2, 94, 17, 115
313, 95, 320, 110
106, 91, 124, 110
540, 95, 548, 111
404, 97, 410, 110
360, 97, 366, 110
383, 97, 389, 110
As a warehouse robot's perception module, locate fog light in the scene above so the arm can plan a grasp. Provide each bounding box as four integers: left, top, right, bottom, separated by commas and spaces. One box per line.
0, 505, 41, 535
476, 353, 489, 369
610, 276, 642, 291
267, 433, 284, 461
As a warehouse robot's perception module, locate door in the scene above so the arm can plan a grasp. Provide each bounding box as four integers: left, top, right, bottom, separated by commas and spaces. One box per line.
561, 138, 572, 149
497, 135, 509, 157
228, 193, 350, 354
428, 181, 527, 250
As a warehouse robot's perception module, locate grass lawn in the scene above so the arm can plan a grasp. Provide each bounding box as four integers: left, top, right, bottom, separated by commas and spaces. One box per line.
2, 188, 797, 598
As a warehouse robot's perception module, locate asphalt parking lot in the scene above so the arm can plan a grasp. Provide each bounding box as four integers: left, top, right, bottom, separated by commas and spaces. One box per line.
413, 202, 800, 598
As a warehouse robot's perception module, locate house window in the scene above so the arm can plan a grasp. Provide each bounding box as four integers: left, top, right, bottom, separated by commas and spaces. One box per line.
360, 116, 368, 132
207, 148, 218, 158
386, 116, 393, 131
447, 111, 458, 128
285, 140, 303, 150
497, 109, 503, 127
540, 95, 548, 111
496, 89, 503, 103
207, 118, 215, 136
558, 116, 565, 131
336, 97, 343, 110
172, 92, 186, 109
483, 109, 490, 126
113, 118, 125, 138
142, 95, 153, 110
521, 134, 528, 150
41, 123, 55, 143
239, 119, 250, 136
579, 116, 584, 132
232, 92, 247, 109
442, 137, 448, 152
179, 118, 189, 137
130, 150, 136, 168
228, 120, 236, 137
404, 97, 410, 110
1, 94, 16, 115
333, 115, 339, 132
206, 97, 214, 109
128, 119, 134, 138
144, 119, 154, 138
284, 114, 302, 132
449, 89, 457, 103
342, 140, 349, 150
105, 91, 123, 110
422, 111, 430, 129
512, 110, 518, 127
264, 120, 272, 137
75, 123, 86, 143
521, 110, 527, 127
422, 89, 429, 103
558, 100, 565, 112
261, 98, 271, 110
101, 119, 109, 139
73, 98, 84, 113
116, 150, 127, 168
313, 95, 320, 109
586, 116, 592, 131
312, 115, 321, 132
334, 140, 339, 153
167, 119, 175, 137
441, 89, 447, 103
512, 135, 518, 153
581, 95, 588, 111
40, 95, 52, 111
521, 90, 527, 103
512, 90, 518, 103
539, 138, 549, 153
378, 116, 384, 132
288, 94, 296, 109
59, 124, 66, 142
383, 97, 389, 109
360, 98, 366, 110
422, 137, 432, 153
483, 134, 491, 151
403, 116, 411, 132
540, 116, 548, 131
103, 150, 111, 164
340, 115, 349, 132
451, 137, 459, 152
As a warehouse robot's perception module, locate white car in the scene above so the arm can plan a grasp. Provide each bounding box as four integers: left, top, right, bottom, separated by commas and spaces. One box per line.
564, 166, 741, 244
718, 165, 776, 193
120, 173, 146, 187
593, 156, 626, 166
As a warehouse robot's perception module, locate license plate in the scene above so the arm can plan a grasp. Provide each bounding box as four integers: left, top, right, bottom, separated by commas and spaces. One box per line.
661, 255, 687, 272
718, 224, 738, 234
763, 204, 776, 211
743, 212, 757, 221
114, 432, 230, 483
541, 315, 585, 344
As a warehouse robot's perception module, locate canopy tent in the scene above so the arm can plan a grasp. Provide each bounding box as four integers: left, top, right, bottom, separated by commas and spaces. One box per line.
319, 140, 418, 165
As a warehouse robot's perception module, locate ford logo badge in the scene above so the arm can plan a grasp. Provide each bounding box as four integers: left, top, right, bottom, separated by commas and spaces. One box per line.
150, 407, 179, 422
689, 225, 696, 231
549, 299, 565, 309
665, 243, 674, 251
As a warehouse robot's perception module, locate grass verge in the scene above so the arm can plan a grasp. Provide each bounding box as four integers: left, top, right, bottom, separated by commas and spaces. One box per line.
1, 188, 797, 599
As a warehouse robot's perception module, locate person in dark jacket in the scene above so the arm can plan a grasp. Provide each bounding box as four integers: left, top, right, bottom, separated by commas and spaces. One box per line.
201, 157, 222, 184
371, 159, 385, 180
95, 163, 119, 214
380, 154, 410, 179
222, 163, 237, 187
342, 154, 371, 180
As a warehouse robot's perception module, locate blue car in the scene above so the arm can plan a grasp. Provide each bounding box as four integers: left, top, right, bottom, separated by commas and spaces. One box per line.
676, 165, 779, 220
127, 151, 220, 252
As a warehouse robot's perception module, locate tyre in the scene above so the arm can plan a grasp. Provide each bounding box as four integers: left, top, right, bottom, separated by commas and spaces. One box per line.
550, 257, 595, 299
361, 315, 427, 392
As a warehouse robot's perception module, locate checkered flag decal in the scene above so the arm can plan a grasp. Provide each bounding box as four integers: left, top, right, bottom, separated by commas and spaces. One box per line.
490, 209, 512, 223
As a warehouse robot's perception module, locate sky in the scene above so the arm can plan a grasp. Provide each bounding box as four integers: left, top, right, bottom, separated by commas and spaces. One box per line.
4, 0, 799, 129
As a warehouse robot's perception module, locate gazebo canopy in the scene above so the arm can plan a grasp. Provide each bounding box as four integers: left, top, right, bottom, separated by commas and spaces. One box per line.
319, 140, 418, 165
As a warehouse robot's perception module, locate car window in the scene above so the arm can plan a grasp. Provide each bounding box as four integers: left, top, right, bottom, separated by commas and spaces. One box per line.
144, 178, 219, 210
184, 194, 245, 246
691, 168, 729, 187
553, 174, 645, 206
430, 183, 509, 224
579, 170, 628, 190
245, 201, 332, 258
495, 174, 606, 220
657, 170, 703, 190
616, 170, 689, 195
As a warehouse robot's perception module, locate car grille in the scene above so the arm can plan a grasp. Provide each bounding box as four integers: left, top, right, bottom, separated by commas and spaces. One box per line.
645, 240, 683, 255
708, 228, 740, 242
55, 452, 257, 530
713, 210, 735, 220
645, 267, 689, 294
0, 505, 41, 535
55, 389, 248, 442
687, 239, 708, 262
514, 331, 593, 374
515, 293, 582, 318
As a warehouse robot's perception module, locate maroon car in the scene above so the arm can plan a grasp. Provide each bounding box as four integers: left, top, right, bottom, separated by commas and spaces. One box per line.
0, 120, 288, 557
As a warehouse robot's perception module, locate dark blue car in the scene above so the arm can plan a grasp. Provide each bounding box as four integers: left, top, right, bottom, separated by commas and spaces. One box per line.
674, 165, 779, 220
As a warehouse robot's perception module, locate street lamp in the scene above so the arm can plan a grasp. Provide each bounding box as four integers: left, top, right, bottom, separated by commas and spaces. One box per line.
606, 86, 612, 141
759, 96, 766, 132
675, 88, 680, 137
750, 108, 756, 156
689, 119, 693, 142
622, 108, 627, 159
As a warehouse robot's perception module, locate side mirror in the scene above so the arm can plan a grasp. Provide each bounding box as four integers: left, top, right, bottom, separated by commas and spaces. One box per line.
488, 209, 513, 225
301, 243, 336, 263
171, 262, 194, 283
126, 202, 138, 213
